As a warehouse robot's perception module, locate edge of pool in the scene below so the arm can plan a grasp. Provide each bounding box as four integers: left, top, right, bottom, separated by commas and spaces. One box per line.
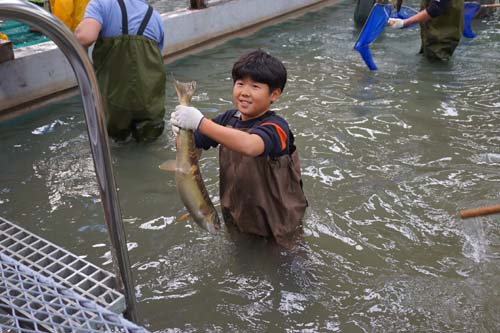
0, 0, 341, 121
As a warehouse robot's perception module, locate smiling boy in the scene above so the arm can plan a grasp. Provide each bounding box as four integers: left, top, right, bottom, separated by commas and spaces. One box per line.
171, 49, 308, 249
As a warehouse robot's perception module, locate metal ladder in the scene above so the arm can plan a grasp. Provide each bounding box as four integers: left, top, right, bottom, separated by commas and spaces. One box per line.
0, 0, 139, 326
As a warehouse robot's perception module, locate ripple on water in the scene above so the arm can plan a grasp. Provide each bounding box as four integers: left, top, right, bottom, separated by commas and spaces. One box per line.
33, 134, 98, 213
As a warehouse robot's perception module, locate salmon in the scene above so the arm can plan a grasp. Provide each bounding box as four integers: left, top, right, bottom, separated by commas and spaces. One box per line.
160, 80, 220, 233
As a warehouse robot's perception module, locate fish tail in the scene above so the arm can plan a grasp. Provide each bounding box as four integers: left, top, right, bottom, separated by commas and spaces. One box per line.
174, 80, 196, 106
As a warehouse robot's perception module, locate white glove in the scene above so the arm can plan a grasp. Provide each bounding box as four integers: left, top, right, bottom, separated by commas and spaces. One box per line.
169, 111, 180, 136
171, 105, 204, 131
388, 18, 405, 29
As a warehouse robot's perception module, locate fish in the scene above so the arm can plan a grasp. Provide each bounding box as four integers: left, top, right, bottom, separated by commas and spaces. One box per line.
159, 80, 220, 233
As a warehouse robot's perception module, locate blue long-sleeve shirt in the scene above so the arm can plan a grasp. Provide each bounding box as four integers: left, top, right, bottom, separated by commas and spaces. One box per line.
84, 0, 164, 50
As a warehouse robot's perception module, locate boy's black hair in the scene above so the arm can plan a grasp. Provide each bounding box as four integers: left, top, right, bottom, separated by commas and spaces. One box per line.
231, 49, 287, 93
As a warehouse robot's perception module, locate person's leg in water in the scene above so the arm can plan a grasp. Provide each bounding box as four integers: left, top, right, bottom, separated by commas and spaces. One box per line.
132, 119, 165, 142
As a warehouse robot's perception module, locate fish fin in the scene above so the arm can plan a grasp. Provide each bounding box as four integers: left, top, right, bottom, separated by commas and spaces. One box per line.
174, 80, 196, 106
176, 202, 221, 223
195, 148, 202, 160
177, 212, 191, 222
159, 160, 177, 172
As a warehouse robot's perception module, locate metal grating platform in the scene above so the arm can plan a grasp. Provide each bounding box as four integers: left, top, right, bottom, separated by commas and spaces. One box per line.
0, 253, 148, 332
0, 217, 125, 314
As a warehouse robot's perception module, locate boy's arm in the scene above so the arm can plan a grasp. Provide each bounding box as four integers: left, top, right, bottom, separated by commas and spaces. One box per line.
171, 105, 265, 157
198, 118, 265, 157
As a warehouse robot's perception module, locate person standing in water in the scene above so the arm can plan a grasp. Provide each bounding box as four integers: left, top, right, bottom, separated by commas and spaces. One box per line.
388, 0, 464, 61
75, 0, 166, 142
171, 50, 308, 249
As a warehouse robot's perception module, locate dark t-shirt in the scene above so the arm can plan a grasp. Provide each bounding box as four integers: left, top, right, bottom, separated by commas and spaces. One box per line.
194, 109, 295, 158
426, 0, 449, 17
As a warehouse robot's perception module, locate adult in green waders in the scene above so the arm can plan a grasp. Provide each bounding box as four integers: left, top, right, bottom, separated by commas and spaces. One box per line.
388, 0, 464, 61
75, 0, 166, 142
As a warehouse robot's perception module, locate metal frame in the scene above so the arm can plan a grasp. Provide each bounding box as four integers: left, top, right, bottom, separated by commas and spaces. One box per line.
0, 0, 137, 321
0, 217, 126, 314
0, 253, 147, 332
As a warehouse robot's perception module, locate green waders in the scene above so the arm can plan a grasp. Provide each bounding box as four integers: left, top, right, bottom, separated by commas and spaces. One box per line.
420, 0, 464, 61
92, 3, 166, 142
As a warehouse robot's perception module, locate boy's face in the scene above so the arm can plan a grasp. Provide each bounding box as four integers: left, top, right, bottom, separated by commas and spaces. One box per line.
232, 77, 281, 121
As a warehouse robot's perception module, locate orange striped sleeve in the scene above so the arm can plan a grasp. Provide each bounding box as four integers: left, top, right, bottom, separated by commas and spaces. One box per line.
260, 122, 287, 151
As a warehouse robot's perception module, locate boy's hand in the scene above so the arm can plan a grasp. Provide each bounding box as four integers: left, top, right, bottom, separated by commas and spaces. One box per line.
171, 105, 205, 131
169, 112, 179, 136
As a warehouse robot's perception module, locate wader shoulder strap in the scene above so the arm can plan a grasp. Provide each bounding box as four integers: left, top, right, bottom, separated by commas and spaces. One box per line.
137, 6, 153, 36
117, 0, 128, 34
116, 0, 153, 36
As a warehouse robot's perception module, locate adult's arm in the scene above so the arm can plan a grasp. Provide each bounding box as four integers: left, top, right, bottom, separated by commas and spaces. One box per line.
75, 18, 101, 48
389, 0, 448, 29
403, 9, 432, 26
401, 0, 448, 27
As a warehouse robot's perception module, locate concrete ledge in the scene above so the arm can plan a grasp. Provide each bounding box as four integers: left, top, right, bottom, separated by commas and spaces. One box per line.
162, 0, 340, 62
0, 43, 75, 118
0, 0, 340, 120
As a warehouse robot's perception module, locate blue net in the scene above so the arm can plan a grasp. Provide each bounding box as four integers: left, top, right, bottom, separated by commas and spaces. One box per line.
353, 4, 391, 71
393, 5, 419, 20
463, 2, 481, 38
353, 4, 417, 70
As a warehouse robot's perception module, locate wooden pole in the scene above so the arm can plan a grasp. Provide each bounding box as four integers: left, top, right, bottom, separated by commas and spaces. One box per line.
459, 204, 500, 219
481, 3, 500, 8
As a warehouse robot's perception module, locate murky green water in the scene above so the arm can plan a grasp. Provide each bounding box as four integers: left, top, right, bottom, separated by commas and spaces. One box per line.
1, 1, 500, 331
150, 0, 189, 13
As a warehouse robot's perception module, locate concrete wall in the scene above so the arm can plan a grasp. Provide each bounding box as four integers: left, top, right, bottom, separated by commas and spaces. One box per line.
162, 0, 340, 62
0, 43, 75, 119
0, 0, 340, 120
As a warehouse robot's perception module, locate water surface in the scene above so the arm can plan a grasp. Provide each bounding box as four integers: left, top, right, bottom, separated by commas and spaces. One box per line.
1, 1, 499, 332
150, 0, 188, 13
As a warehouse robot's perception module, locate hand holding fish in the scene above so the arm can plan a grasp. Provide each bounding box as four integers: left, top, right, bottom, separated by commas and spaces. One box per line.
172, 105, 205, 131
388, 18, 405, 29
160, 80, 221, 234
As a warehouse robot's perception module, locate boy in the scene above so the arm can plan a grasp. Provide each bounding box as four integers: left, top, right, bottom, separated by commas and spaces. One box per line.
171, 49, 308, 249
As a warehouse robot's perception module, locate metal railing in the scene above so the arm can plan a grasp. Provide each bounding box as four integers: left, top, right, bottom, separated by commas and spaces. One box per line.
0, 0, 137, 322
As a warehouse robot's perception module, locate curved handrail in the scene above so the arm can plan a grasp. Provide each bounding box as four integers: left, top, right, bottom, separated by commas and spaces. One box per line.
0, 0, 137, 322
